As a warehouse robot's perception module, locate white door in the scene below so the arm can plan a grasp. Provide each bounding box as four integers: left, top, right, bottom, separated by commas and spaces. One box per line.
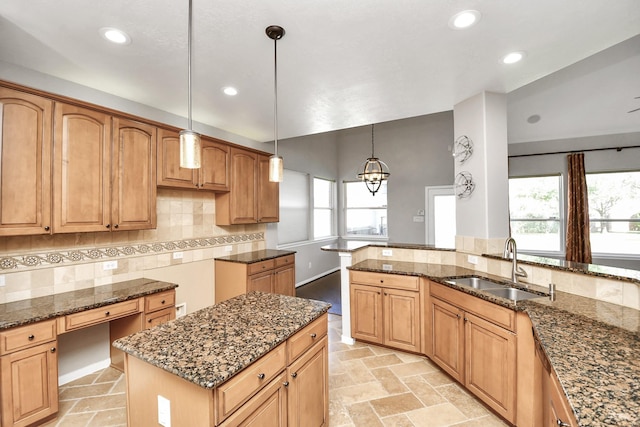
425, 186, 456, 248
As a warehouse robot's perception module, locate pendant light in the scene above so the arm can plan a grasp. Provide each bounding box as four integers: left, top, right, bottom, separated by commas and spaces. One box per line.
266, 25, 285, 182
358, 124, 390, 195
179, 0, 201, 169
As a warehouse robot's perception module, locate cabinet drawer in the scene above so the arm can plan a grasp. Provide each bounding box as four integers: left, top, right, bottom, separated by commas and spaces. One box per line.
248, 259, 275, 275
216, 342, 286, 424
287, 314, 328, 363
0, 319, 56, 355
64, 299, 140, 332
274, 254, 294, 268
351, 270, 419, 291
144, 290, 175, 313
144, 306, 175, 329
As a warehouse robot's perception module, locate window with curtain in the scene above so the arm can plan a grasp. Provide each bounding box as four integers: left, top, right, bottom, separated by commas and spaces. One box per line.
278, 169, 309, 244
345, 181, 388, 238
313, 177, 335, 239
587, 171, 640, 255
508, 175, 562, 252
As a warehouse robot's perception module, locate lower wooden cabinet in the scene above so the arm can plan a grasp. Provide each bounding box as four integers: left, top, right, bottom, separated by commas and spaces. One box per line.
0, 340, 58, 427
431, 297, 464, 382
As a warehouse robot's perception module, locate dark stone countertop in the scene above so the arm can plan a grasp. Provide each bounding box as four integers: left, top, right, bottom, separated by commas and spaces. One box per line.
113, 291, 331, 390
348, 259, 640, 426
0, 278, 178, 330
214, 249, 296, 264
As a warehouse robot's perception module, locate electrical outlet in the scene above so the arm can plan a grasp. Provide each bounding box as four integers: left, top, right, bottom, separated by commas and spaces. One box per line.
413, 216, 424, 222
382, 249, 393, 257
382, 264, 393, 271
0, 275, 5, 287
158, 395, 171, 427
175, 303, 187, 318
172, 251, 183, 260
467, 255, 478, 265
308, 261, 312, 269
103, 260, 118, 271
224, 245, 233, 252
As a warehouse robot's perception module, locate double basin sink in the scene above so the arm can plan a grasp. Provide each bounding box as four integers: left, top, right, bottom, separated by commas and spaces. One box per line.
445, 276, 547, 301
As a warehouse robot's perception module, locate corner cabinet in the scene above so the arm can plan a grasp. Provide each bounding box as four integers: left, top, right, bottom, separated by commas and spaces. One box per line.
156, 128, 230, 192
215, 148, 279, 225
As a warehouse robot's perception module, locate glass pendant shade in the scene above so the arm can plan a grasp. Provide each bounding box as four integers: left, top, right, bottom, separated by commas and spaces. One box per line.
358, 157, 390, 195
179, 129, 201, 169
269, 155, 284, 182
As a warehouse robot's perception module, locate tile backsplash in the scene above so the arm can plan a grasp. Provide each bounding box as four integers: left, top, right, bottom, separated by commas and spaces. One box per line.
0, 189, 266, 303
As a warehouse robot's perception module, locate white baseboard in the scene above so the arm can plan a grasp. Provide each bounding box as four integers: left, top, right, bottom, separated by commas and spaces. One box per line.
295, 267, 341, 288
58, 358, 112, 386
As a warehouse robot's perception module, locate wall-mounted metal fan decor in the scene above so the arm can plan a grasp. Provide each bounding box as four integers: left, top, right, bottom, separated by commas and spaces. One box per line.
455, 171, 475, 198
452, 135, 473, 164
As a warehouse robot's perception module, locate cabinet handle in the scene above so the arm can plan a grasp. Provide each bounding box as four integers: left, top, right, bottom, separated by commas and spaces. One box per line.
376, 291, 381, 295
291, 372, 297, 378
310, 333, 317, 338
44, 226, 50, 231
464, 317, 468, 322
28, 334, 35, 341
257, 373, 265, 380
283, 381, 289, 387
384, 292, 388, 296
380, 279, 384, 283
106, 224, 111, 229
148, 319, 152, 323
456, 314, 461, 319
161, 300, 166, 304
105, 311, 110, 316
557, 420, 570, 427
50, 347, 56, 353
114, 224, 119, 229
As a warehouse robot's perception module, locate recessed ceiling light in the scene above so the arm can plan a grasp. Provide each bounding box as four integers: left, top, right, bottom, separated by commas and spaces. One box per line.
448, 10, 481, 29
222, 87, 238, 96
502, 51, 525, 64
99, 27, 131, 45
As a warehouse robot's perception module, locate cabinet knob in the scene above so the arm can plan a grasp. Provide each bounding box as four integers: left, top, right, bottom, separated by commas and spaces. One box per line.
148, 319, 152, 323
114, 224, 119, 229
44, 226, 50, 231
161, 300, 166, 304
283, 381, 289, 387
50, 347, 56, 353
384, 292, 388, 296
28, 334, 35, 341
310, 333, 317, 339
291, 372, 298, 378
106, 224, 111, 229
105, 311, 110, 316
380, 279, 384, 283
464, 317, 468, 322
257, 373, 265, 380
456, 314, 461, 319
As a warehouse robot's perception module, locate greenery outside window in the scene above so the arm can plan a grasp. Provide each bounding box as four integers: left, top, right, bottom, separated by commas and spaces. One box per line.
345, 181, 388, 238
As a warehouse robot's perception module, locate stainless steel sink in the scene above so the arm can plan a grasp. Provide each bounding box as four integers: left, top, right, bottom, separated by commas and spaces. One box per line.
484, 287, 545, 301
446, 277, 503, 290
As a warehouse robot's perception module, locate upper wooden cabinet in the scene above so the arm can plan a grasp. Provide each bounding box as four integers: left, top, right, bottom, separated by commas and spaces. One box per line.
52, 103, 156, 233
216, 148, 279, 225
0, 87, 52, 236
157, 128, 229, 192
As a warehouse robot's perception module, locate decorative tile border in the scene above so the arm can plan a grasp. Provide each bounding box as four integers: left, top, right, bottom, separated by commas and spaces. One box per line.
0, 233, 264, 270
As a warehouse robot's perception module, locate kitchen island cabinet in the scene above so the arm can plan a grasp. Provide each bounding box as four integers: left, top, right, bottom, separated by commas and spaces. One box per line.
113, 292, 330, 427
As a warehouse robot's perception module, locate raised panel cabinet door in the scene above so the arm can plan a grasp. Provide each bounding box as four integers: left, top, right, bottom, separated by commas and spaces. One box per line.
431, 297, 464, 382
112, 117, 157, 230
156, 128, 197, 188
287, 337, 328, 427
200, 138, 230, 191
464, 312, 516, 423
0, 341, 58, 427
0, 87, 52, 236
248, 271, 273, 294
383, 289, 420, 353
350, 284, 383, 344
229, 148, 258, 223
273, 264, 295, 296
52, 103, 111, 233
257, 155, 279, 223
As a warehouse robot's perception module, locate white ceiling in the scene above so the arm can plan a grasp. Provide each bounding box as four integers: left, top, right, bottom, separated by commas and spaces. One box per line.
0, 0, 639, 144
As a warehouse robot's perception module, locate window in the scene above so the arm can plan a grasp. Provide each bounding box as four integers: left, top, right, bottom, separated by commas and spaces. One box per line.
587, 171, 640, 255
508, 175, 562, 252
278, 170, 309, 244
345, 181, 388, 238
313, 177, 335, 239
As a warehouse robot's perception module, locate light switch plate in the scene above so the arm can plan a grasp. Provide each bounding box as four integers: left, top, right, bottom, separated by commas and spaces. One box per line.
224, 245, 233, 252
0, 276, 4, 287
467, 255, 478, 265
172, 251, 183, 260
382, 249, 393, 257
158, 395, 171, 427
103, 260, 118, 271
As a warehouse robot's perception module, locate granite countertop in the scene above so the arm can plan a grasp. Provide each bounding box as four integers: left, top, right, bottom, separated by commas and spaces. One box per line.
113, 291, 331, 390
0, 278, 178, 330
214, 249, 296, 264
348, 259, 640, 426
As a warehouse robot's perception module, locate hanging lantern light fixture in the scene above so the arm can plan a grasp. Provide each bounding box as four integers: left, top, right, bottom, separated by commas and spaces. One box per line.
179, 0, 201, 169
358, 124, 390, 195
266, 25, 285, 182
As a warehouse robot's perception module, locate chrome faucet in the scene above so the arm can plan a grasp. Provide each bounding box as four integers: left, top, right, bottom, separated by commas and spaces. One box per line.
503, 237, 527, 284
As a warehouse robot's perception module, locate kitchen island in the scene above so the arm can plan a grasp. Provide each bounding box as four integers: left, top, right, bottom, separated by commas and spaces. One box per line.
113, 291, 331, 426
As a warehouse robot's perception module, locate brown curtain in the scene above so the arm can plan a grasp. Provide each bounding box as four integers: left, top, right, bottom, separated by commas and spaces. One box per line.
566, 153, 592, 263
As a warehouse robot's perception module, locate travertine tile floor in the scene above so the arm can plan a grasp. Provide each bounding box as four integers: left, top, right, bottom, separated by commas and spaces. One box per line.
44, 314, 506, 426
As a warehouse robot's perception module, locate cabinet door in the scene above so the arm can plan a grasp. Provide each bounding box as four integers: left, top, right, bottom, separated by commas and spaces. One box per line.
383, 289, 420, 353
156, 128, 198, 188
0, 88, 52, 236
217, 148, 258, 224
248, 271, 273, 294
464, 312, 516, 423
350, 284, 383, 344
548, 370, 578, 427
112, 117, 157, 230
273, 265, 295, 297
52, 103, 111, 233
0, 341, 58, 427
200, 138, 230, 191
287, 337, 328, 427
257, 155, 279, 223
431, 297, 464, 382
